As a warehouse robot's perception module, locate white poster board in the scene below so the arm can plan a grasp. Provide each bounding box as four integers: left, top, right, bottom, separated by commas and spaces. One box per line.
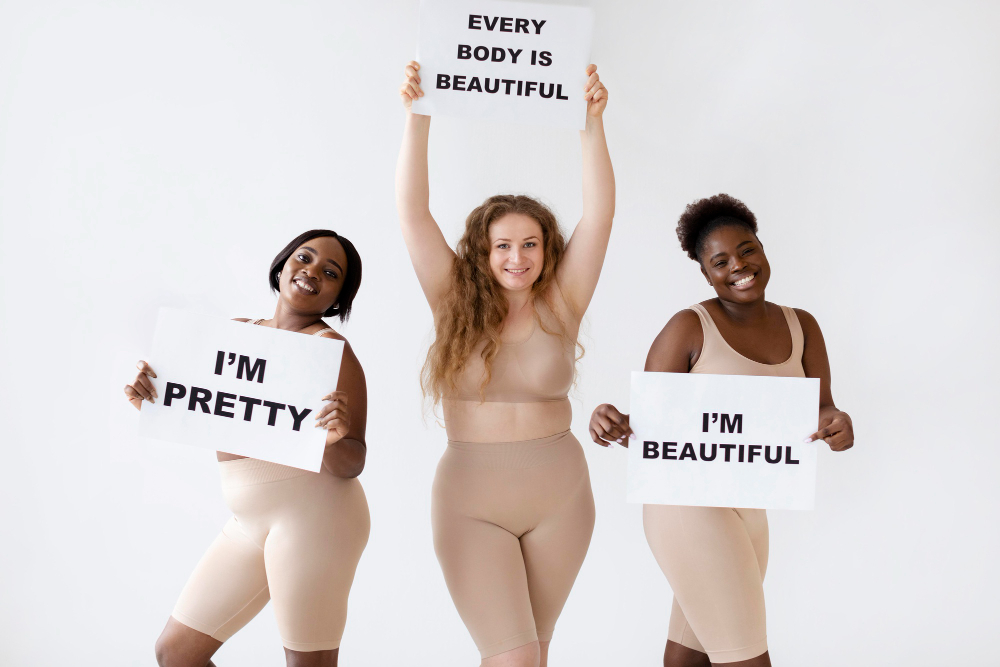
627, 372, 821, 510
410, 0, 593, 129
138, 308, 344, 472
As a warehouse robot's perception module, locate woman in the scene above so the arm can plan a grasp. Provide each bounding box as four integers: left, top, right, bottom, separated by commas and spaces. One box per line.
124, 230, 371, 667
589, 194, 854, 667
396, 62, 614, 667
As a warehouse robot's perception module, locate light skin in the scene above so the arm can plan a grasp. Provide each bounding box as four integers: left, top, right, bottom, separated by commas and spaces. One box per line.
397, 61, 614, 667
588, 223, 853, 667
125, 235, 366, 667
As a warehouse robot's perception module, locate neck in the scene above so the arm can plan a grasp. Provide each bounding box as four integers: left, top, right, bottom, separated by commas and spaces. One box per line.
715, 295, 768, 323
504, 288, 533, 317
270, 300, 325, 332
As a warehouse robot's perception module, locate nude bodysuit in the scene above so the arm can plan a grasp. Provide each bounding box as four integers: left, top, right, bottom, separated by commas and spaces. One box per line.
432, 304, 596, 659
643, 303, 806, 663
169, 323, 370, 652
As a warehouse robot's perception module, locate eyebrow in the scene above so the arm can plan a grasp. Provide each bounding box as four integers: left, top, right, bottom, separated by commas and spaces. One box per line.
708, 241, 753, 262
493, 235, 540, 242
302, 246, 344, 273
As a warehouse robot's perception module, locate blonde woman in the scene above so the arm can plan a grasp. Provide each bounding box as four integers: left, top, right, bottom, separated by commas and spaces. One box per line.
396, 61, 614, 667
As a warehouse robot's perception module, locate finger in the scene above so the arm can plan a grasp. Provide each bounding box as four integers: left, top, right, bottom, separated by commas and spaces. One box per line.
805, 424, 835, 443
404, 65, 420, 83
591, 86, 607, 103
408, 81, 424, 98
323, 417, 349, 431
136, 360, 156, 378
136, 373, 157, 400
314, 406, 348, 424
585, 63, 597, 76
408, 60, 420, 71
589, 427, 606, 446
584, 71, 599, 92
124, 383, 152, 403
322, 391, 348, 404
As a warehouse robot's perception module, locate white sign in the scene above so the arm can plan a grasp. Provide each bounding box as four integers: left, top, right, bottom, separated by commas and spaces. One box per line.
138, 308, 344, 472
627, 372, 821, 510
410, 0, 593, 129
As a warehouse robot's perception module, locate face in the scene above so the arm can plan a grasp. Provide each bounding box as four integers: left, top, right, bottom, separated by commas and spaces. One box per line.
699, 225, 770, 303
278, 236, 348, 315
488, 213, 545, 292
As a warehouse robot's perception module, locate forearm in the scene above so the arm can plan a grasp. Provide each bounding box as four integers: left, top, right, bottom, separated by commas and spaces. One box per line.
396, 113, 433, 224
580, 116, 615, 224
321, 438, 367, 478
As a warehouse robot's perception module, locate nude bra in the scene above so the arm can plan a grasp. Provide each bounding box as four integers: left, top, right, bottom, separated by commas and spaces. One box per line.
688, 303, 806, 378
249, 319, 336, 337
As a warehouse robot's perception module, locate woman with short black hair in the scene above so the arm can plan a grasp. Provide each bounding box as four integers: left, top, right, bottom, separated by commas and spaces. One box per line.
589, 194, 853, 667
125, 229, 370, 667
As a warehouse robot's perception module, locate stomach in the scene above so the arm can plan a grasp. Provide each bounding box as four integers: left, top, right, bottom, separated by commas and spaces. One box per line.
442, 397, 572, 443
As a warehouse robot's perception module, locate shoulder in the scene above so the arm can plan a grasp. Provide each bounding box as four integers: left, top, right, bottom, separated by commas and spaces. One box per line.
791, 307, 822, 335
650, 308, 702, 351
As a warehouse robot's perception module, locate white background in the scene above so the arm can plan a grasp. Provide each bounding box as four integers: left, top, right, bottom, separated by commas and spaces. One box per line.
1, 1, 997, 665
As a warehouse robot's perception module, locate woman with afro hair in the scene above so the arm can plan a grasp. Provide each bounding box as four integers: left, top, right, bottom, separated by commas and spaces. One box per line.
588, 193, 854, 667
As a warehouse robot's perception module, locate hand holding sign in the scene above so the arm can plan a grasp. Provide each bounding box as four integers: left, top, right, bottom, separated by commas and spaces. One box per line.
400, 61, 425, 111
807, 408, 854, 450
315, 390, 351, 440
589, 402, 634, 447
124, 360, 158, 409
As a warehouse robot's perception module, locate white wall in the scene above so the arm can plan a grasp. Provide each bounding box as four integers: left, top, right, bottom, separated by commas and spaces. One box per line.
1, 1, 997, 665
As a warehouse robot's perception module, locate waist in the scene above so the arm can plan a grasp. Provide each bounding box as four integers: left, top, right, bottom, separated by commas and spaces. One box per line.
442, 429, 581, 470
441, 397, 572, 442
217, 457, 311, 488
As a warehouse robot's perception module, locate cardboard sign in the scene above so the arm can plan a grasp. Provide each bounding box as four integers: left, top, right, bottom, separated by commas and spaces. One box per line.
410, 0, 593, 129
138, 308, 344, 471
627, 372, 821, 510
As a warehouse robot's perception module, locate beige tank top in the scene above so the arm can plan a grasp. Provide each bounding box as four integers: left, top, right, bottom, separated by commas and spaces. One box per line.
689, 303, 806, 378
442, 305, 575, 443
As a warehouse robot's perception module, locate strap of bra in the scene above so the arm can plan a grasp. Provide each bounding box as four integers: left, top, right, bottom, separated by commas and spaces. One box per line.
313, 328, 336, 337
688, 303, 721, 338
779, 306, 805, 361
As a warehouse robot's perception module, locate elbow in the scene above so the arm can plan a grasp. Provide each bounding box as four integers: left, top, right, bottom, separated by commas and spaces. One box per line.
322, 439, 367, 479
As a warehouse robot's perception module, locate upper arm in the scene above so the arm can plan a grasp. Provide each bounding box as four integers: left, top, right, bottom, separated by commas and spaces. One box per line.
554, 216, 614, 317
330, 338, 368, 445
399, 214, 456, 309
795, 308, 835, 408
644, 310, 703, 373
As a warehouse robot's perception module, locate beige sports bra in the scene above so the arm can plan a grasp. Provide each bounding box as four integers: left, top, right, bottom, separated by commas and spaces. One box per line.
442, 305, 576, 443
249, 318, 336, 337
688, 303, 806, 378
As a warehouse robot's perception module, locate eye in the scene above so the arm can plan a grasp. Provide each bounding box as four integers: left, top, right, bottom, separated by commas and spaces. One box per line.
742, 247, 754, 255
715, 260, 726, 268
297, 253, 311, 263
497, 243, 509, 250
325, 270, 338, 279
524, 241, 536, 248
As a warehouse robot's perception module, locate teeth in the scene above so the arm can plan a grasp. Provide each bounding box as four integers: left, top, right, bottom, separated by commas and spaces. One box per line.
507, 268, 528, 274
733, 274, 754, 287
294, 278, 316, 293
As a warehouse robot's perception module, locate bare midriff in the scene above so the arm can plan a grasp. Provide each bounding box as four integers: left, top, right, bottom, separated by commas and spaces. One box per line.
442, 397, 572, 443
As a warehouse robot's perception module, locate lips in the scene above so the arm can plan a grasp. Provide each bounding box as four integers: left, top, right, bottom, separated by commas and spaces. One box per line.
292, 276, 318, 295
505, 268, 529, 275
730, 272, 757, 290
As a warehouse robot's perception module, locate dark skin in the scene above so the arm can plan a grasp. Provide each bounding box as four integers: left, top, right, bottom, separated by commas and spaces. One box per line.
125, 236, 365, 667
588, 224, 854, 667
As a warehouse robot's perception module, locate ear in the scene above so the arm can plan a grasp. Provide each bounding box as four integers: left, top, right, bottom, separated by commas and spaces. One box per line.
699, 263, 711, 285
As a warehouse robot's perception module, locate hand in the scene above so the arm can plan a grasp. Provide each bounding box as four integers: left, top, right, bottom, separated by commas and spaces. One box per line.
315, 390, 350, 443
584, 64, 608, 118
400, 61, 424, 111
123, 360, 157, 411
589, 403, 633, 447
806, 409, 854, 451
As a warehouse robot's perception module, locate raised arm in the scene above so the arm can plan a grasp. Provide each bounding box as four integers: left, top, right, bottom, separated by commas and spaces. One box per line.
556, 64, 615, 317
396, 61, 456, 310
796, 309, 854, 451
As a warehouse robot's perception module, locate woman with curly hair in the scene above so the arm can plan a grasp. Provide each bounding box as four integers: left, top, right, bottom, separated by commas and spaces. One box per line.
396, 61, 614, 667
588, 194, 854, 667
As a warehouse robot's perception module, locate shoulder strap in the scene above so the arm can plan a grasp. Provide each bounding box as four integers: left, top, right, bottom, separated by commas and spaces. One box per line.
780, 306, 805, 362
313, 328, 336, 337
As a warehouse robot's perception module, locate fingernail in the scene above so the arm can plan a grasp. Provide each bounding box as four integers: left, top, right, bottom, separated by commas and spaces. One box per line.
629, 433, 636, 440
803, 437, 813, 443
616, 438, 622, 443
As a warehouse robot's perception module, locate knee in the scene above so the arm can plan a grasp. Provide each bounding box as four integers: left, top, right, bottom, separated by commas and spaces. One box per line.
481, 641, 540, 667
153, 631, 198, 667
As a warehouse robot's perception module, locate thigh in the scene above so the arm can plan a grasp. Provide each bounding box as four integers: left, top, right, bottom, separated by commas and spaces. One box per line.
432, 506, 538, 659
265, 477, 371, 653
171, 517, 270, 642
643, 505, 768, 664
520, 467, 595, 641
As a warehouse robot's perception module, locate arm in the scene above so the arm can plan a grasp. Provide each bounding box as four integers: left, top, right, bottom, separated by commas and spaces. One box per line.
314, 341, 368, 477
589, 310, 702, 447
396, 61, 456, 310
556, 64, 615, 317
796, 309, 854, 451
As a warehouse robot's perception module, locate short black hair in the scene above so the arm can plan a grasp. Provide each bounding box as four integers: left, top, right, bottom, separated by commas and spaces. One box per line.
676, 193, 758, 262
269, 229, 362, 322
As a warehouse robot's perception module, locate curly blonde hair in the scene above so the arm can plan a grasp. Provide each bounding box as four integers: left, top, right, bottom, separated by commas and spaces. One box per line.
422, 195, 578, 403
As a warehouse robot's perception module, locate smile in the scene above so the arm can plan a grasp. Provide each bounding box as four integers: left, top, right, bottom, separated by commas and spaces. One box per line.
731, 273, 756, 289
293, 277, 318, 294
505, 268, 529, 275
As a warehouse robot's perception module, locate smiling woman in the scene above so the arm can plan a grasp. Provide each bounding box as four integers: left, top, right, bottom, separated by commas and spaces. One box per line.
588, 193, 854, 667
123, 229, 370, 667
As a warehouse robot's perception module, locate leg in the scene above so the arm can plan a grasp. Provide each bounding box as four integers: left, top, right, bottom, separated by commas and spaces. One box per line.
265, 476, 370, 653
519, 471, 595, 663
284, 647, 339, 667
154, 617, 221, 667
162, 517, 271, 664
644, 505, 769, 665
664, 640, 711, 667
481, 641, 541, 667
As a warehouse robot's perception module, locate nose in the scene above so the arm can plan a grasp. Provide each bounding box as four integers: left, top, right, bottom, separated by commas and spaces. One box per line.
730, 255, 746, 272
509, 247, 522, 263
